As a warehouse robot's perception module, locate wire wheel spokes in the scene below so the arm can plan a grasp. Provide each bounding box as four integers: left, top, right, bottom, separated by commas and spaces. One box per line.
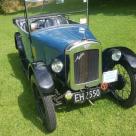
114, 64, 131, 100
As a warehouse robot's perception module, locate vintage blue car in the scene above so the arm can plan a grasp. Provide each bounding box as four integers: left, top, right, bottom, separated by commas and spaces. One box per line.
13, 0, 136, 132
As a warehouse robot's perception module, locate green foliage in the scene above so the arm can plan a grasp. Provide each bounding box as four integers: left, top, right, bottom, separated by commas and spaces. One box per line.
0, 0, 4, 13
0, 0, 22, 14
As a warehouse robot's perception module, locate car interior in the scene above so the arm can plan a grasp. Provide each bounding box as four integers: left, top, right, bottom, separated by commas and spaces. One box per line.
16, 15, 74, 32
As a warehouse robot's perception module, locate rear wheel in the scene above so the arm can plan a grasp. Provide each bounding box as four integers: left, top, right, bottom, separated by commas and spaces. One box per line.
31, 75, 56, 132
15, 32, 21, 49
14, 32, 26, 58
111, 61, 136, 108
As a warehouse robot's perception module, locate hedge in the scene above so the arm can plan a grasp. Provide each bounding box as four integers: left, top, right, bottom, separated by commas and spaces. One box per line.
0, 0, 23, 14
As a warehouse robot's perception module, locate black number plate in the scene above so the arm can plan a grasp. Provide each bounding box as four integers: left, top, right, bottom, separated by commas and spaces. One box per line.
74, 88, 101, 103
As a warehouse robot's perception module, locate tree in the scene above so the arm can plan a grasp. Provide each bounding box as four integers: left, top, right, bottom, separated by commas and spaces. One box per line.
0, 0, 22, 14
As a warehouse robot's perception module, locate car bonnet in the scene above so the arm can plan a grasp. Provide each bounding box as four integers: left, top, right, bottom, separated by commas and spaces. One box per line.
31, 24, 97, 52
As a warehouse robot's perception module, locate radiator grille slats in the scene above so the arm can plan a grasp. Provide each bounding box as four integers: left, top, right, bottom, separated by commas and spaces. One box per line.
74, 49, 99, 84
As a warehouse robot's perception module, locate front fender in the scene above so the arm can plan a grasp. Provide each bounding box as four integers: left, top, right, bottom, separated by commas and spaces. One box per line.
103, 47, 136, 72
29, 62, 54, 95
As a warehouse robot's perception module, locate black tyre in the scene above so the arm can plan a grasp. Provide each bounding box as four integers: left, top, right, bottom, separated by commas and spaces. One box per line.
31, 75, 56, 132
14, 32, 26, 59
111, 61, 136, 108
14, 32, 20, 49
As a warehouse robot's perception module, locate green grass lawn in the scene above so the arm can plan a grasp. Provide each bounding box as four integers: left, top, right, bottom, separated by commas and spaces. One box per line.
0, 1, 136, 136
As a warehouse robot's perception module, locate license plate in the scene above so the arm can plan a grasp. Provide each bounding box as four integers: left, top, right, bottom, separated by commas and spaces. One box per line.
74, 88, 101, 103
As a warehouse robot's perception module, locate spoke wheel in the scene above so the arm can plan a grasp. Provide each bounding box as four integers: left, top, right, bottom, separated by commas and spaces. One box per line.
31, 75, 56, 132
114, 64, 131, 100
111, 61, 136, 108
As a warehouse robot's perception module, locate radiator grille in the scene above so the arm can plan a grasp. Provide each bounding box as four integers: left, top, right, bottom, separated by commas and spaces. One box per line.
74, 49, 99, 84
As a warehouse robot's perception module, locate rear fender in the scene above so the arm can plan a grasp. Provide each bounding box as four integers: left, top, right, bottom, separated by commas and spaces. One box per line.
103, 47, 136, 72
29, 62, 54, 95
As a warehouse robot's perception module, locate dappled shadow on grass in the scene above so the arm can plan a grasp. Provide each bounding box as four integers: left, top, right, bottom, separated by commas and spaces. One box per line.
8, 53, 47, 134
5, 0, 136, 17
89, 0, 136, 16
56, 102, 91, 115
55, 94, 122, 114
7, 53, 93, 133
7, 53, 95, 132
7, 53, 125, 133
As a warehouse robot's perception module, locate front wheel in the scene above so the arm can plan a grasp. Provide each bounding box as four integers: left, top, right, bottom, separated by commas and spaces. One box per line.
31, 75, 56, 132
111, 61, 136, 108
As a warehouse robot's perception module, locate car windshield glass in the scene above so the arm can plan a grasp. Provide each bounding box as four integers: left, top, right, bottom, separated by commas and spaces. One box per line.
25, 0, 88, 24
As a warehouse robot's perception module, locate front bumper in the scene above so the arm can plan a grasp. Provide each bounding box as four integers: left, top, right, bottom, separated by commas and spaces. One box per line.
64, 69, 119, 103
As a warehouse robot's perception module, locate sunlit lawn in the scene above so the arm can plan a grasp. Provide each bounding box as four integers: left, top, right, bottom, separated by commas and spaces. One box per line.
0, 1, 136, 136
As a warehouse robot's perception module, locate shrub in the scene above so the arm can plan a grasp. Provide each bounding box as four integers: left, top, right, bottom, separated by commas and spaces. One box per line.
0, 0, 22, 14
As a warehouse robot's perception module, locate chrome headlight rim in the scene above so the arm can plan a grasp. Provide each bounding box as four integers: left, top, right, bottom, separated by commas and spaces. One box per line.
51, 59, 64, 73
112, 49, 122, 62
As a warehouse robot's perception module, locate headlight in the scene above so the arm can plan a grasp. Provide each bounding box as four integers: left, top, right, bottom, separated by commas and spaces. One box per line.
51, 59, 63, 73
112, 49, 122, 61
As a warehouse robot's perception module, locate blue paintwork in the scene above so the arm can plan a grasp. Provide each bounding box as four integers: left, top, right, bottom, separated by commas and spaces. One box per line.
31, 24, 97, 65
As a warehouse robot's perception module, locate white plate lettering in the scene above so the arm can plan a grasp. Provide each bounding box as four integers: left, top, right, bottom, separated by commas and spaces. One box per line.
74, 88, 100, 103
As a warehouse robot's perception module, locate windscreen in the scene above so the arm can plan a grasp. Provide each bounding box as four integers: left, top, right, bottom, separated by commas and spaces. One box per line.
25, 0, 88, 23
